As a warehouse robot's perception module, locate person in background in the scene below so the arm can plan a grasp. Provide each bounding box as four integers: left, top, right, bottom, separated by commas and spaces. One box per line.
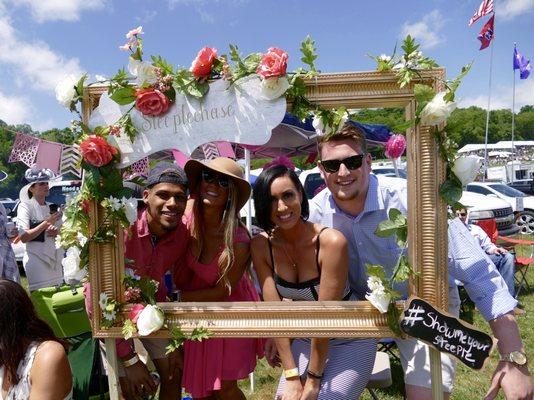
0, 279, 72, 399
0, 201, 19, 283
309, 123, 532, 400
17, 168, 63, 291
456, 208, 517, 300
176, 157, 263, 400
251, 165, 375, 400
84, 162, 189, 400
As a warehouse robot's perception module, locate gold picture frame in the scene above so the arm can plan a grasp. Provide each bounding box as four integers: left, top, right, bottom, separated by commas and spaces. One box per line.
84, 69, 448, 340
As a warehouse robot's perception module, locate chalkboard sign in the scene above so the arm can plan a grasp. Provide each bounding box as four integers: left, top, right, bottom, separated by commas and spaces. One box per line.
400, 297, 495, 370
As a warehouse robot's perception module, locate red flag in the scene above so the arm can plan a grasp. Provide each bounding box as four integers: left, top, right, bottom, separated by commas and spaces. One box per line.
469, 0, 494, 26
477, 15, 494, 50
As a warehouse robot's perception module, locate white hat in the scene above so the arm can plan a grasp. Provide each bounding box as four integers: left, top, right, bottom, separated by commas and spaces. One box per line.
19, 168, 57, 203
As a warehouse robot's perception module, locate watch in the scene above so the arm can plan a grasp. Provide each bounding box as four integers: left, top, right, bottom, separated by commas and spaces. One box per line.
499, 351, 528, 366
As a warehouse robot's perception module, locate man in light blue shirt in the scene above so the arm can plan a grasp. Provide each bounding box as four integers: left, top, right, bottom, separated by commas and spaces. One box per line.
309, 123, 532, 400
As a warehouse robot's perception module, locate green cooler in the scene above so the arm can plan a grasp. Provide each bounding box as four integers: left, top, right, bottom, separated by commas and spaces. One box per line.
31, 285, 91, 338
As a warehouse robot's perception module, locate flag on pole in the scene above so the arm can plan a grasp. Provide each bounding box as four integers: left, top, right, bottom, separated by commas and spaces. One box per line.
477, 15, 494, 50
469, 0, 494, 26
514, 45, 531, 80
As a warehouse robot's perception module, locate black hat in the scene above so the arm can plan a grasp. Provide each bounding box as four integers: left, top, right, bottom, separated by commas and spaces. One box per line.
146, 162, 188, 189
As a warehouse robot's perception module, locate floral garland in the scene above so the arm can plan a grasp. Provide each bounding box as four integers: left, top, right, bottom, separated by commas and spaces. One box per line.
55, 28, 478, 335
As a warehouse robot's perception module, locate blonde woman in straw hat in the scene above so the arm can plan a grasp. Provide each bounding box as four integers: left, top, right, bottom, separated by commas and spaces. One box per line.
17, 168, 64, 291
175, 157, 263, 400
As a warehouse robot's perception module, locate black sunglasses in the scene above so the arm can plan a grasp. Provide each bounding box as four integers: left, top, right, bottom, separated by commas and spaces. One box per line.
320, 154, 366, 173
457, 212, 467, 217
201, 170, 229, 188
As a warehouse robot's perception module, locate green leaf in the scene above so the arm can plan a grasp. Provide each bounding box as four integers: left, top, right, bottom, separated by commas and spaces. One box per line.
110, 86, 136, 105
386, 302, 403, 337
439, 175, 463, 205
366, 264, 387, 282
375, 208, 407, 238
243, 53, 262, 73
229, 44, 246, 71
413, 84, 435, 104
122, 319, 137, 340
190, 327, 212, 342
444, 62, 473, 102
392, 257, 413, 283
186, 81, 209, 98
75, 74, 88, 97
300, 35, 318, 72
151, 55, 175, 75
401, 35, 419, 55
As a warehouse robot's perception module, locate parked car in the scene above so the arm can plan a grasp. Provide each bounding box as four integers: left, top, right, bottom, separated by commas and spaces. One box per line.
507, 179, 534, 196
298, 168, 520, 237
465, 182, 534, 234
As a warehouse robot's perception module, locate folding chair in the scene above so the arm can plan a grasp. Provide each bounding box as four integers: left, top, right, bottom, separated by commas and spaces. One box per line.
366, 351, 393, 400
497, 235, 533, 298
377, 338, 400, 364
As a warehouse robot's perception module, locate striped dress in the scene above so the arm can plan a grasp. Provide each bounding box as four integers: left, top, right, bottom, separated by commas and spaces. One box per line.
268, 229, 376, 399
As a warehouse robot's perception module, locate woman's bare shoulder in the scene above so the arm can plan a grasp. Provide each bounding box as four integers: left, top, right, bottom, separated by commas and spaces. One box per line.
315, 225, 347, 249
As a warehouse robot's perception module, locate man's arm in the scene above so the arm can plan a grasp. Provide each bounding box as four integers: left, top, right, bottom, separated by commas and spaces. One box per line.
448, 220, 532, 399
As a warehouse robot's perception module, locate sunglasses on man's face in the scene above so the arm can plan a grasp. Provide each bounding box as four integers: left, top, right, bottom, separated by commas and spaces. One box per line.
320, 154, 366, 173
457, 212, 467, 217
201, 170, 229, 188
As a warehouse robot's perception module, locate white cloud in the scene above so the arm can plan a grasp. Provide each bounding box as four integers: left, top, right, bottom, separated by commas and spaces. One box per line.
0, 15, 84, 92
167, 0, 248, 22
459, 79, 534, 110
400, 10, 445, 49
9, 0, 107, 22
0, 89, 32, 124
498, 0, 534, 20
135, 10, 158, 23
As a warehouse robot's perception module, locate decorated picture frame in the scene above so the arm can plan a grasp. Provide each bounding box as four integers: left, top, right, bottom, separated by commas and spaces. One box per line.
84, 68, 449, 340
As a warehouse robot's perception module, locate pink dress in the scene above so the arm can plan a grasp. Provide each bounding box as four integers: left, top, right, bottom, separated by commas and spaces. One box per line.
178, 226, 264, 398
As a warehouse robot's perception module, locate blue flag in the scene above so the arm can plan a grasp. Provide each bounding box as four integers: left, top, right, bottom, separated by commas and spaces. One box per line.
513, 45, 531, 79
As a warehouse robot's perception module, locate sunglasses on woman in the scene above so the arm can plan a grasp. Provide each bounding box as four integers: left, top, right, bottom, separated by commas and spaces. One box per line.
319, 154, 366, 173
201, 170, 229, 188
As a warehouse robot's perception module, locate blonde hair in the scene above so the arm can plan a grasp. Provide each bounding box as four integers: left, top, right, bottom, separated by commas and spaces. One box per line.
191, 179, 248, 292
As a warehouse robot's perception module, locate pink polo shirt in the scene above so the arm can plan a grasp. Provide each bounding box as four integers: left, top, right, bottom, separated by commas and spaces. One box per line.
125, 209, 189, 302
84, 209, 189, 357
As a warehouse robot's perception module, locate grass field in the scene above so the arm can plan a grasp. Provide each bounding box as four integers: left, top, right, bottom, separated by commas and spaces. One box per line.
238, 238, 534, 400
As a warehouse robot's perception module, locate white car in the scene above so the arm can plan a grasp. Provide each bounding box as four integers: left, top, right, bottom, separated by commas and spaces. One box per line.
465, 182, 534, 234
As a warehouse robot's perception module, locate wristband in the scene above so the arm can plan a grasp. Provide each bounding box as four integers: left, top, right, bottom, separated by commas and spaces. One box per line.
307, 370, 323, 380
283, 368, 299, 379
122, 354, 140, 368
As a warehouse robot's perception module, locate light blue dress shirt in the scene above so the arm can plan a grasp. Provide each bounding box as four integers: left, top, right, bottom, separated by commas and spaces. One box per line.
309, 174, 517, 321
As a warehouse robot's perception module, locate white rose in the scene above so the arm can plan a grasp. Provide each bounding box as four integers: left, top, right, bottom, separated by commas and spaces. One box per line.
452, 155, 482, 186
106, 196, 122, 211
365, 291, 391, 314
136, 305, 165, 336
260, 76, 290, 100
62, 247, 87, 285
121, 197, 138, 226
128, 59, 157, 86
98, 292, 109, 310
312, 115, 332, 136
55, 74, 78, 107
379, 54, 391, 62
367, 276, 385, 293
77, 232, 88, 247
419, 92, 456, 126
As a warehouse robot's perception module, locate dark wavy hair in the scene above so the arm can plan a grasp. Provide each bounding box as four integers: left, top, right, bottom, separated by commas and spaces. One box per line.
253, 165, 309, 233
0, 279, 62, 385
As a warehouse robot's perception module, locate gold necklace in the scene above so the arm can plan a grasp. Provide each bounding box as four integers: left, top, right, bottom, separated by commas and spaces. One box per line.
280, 242, 297, 269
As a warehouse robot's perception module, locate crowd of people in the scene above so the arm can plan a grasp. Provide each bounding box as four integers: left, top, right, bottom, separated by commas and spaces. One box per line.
0, 123, 533, 399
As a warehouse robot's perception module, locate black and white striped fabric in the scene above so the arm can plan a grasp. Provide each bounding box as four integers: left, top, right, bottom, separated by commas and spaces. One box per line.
268, 228, 376, 399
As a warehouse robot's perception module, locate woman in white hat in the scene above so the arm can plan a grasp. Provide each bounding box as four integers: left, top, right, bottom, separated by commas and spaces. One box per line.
175, 157, 263, 400
17, 168, 64, 291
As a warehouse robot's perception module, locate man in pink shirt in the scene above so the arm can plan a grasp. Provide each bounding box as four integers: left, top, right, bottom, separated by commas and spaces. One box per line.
87, 162, 189, 399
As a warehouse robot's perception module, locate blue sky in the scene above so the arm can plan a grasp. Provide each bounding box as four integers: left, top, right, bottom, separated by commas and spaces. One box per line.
0, 0, 533, 131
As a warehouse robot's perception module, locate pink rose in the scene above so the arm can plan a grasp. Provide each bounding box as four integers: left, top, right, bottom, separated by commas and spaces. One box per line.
129, 303, 145, 323
385, 134, 407, 159
80, 135, 118, 167
135, 88, 171, 116
256, 47, 288, 79
190, 47, 218, 79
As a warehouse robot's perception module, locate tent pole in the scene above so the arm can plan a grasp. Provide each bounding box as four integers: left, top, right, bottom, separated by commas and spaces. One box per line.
244, 148, 252, 232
